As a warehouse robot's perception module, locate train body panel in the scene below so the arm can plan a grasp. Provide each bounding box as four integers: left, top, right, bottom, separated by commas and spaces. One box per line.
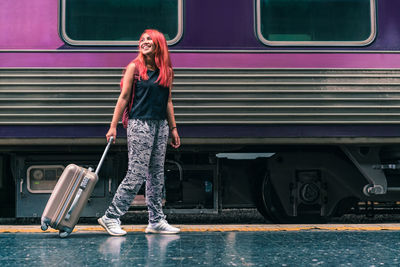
1, 0, 400, 51
2, 0, 400, 222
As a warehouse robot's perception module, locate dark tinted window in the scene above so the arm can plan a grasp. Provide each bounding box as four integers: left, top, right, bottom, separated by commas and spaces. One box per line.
61, 0, 182, 45
257, 0, 375, 45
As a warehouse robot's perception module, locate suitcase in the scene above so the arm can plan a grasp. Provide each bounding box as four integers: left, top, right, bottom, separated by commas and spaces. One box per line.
40, 137, 113, 238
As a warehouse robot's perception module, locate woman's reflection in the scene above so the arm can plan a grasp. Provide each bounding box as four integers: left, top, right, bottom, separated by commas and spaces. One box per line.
146, 234, 181, 265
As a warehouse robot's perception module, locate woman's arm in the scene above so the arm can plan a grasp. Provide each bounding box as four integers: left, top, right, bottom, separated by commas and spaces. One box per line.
166, 87, 181, 148
106, 63, 136, 143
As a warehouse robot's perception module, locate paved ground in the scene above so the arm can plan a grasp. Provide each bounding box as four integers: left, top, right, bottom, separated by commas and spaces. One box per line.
1, 228, 400, 266
2, 209, 400, 266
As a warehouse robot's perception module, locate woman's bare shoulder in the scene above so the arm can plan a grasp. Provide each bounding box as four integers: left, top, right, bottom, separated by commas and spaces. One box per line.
126, 62, 136, 73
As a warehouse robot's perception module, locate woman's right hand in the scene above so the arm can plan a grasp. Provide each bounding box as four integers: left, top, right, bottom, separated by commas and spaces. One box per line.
106, 127, 117, 144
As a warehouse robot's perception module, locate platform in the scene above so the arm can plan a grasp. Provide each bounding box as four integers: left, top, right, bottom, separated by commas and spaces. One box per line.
1, 225, 400, 266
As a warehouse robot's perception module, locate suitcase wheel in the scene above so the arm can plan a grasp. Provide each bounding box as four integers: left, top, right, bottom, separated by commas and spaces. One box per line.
40, 217, 51, 231
40, 223, 48, 231
59, 231, 70, 238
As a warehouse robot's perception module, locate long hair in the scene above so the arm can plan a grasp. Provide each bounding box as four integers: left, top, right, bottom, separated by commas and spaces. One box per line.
131, 29, 173, 88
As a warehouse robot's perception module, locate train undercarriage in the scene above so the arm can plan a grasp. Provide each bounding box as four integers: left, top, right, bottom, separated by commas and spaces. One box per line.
1, 142, 400, 224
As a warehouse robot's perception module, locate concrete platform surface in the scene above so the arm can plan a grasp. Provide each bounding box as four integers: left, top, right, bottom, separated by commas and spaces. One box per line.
1, 228, 400, 266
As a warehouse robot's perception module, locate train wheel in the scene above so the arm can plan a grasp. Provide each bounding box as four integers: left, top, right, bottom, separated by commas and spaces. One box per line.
258, 173, 327, 224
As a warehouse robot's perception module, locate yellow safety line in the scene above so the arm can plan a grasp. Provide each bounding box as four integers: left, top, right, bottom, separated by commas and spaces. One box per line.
2, 224, 400, 233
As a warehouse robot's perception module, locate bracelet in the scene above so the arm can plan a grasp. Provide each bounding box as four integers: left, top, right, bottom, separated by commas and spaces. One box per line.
170, 126, 177, 131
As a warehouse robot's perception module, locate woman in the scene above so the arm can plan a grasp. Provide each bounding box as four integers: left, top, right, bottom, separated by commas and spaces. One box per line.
98, 29, 181, 236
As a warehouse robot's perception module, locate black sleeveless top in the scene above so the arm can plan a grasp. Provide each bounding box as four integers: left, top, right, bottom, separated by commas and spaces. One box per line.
129, 69, 169, 120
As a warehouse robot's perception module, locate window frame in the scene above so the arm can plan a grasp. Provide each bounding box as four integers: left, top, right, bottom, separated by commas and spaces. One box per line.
59, 0, 183, 46
255, 0, 376, 46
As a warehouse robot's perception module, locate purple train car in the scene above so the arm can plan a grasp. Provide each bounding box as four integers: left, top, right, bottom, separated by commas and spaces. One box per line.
1, 0, 400, 223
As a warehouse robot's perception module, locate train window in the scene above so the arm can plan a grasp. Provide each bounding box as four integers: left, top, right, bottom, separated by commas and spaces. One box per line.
60, 0, 183, 46
256, 0, 376, 46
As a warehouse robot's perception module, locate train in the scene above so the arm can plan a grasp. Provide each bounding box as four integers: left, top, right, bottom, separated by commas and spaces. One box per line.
1, 0, 400, 223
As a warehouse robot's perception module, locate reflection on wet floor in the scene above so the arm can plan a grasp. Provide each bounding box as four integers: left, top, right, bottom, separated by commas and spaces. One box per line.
97, 234, 181, 266
98, 236, 127, 263
1, 231, 400, 266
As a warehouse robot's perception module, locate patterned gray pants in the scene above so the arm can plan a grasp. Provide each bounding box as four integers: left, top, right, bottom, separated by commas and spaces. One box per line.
105, 119, 169, 223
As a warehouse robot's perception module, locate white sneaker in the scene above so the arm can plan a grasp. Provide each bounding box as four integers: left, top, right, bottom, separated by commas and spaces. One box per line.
145, 219, 180, 234
98, 215, 127, 236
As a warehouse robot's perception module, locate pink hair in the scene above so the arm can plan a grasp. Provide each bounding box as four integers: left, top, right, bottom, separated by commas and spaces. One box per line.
131, 29, 173, 88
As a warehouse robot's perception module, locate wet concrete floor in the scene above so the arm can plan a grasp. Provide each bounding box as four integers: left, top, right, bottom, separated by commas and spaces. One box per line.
1, 229, 400, 266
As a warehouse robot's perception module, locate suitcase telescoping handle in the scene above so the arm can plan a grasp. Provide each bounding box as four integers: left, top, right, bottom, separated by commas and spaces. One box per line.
95, 136, 114, 175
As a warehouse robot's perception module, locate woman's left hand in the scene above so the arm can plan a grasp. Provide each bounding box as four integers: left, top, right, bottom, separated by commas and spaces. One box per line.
170, 128, 181, 149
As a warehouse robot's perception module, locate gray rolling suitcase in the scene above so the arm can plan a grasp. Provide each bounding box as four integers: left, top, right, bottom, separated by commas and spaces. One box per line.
40, 137, 113, 238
